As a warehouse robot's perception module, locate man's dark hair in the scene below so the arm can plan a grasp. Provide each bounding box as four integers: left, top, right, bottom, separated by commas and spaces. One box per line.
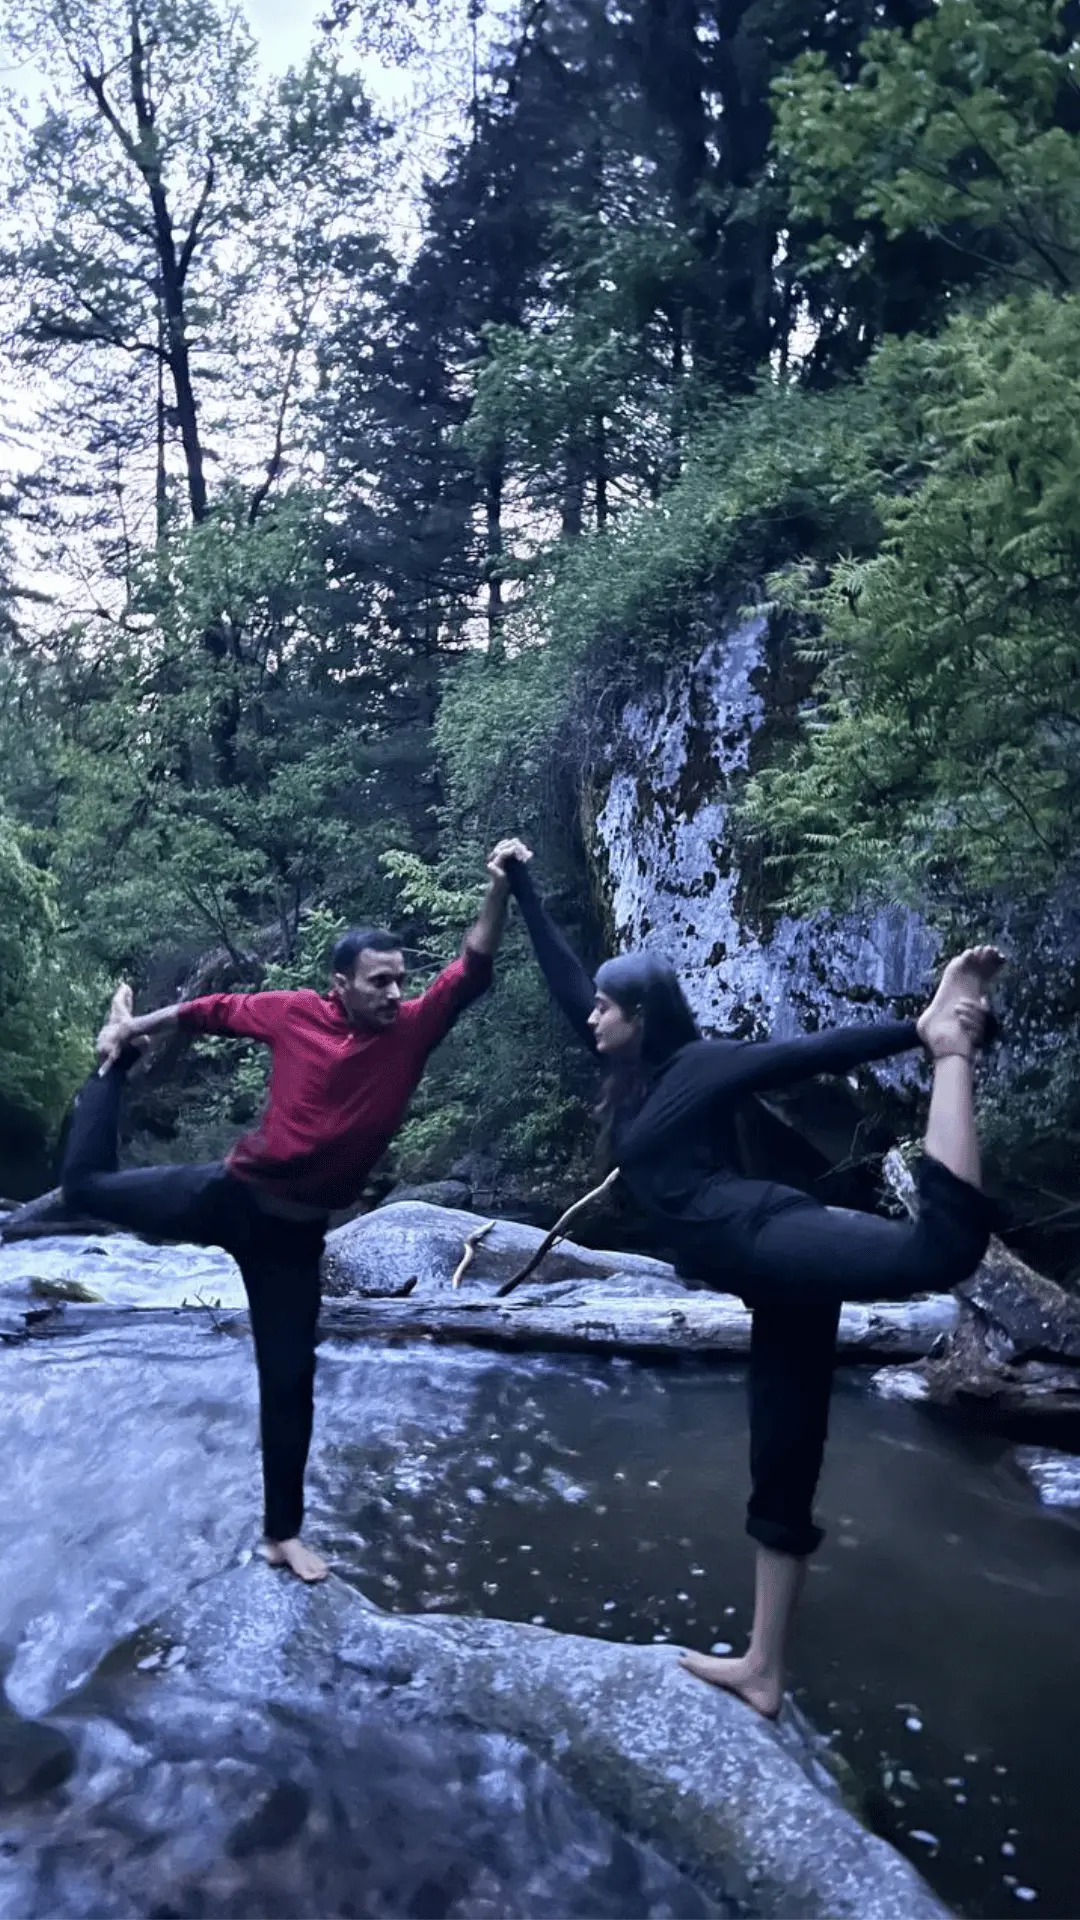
331, 927, 404, 976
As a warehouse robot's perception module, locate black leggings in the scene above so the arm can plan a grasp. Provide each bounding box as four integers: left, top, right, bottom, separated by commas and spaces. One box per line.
722, 1155, 994, 1558
61, 1063, 326, 1542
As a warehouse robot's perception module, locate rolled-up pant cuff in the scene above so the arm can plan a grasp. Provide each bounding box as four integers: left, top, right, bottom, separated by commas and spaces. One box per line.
746, 1512, 823, 1558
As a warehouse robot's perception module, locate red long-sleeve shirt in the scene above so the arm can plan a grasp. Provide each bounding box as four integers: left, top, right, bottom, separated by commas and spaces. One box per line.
176, 949, 493, 1211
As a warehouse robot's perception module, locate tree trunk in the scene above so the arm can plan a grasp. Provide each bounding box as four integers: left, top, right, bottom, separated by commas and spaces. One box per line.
484, 455, 505, 655
125, 1, 209, 523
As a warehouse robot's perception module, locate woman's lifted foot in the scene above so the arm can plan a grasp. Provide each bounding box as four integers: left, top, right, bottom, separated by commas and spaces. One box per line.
263, 1536, 329, 1583
678, 1648, 783, 1720
917, 946, 1004, 1060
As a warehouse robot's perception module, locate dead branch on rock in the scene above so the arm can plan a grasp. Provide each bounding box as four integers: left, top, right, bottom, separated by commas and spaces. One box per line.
496, 1170, 622, 1298
451, 1221, 495, 1290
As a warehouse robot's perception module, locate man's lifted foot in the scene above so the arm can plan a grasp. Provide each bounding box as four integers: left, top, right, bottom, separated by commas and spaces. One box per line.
96, 982, 151, 1075
109, 982, 134, 1025
917, 946, 1004, 1060
263, 1537, 329, 1583
678, 1648, 783, 1719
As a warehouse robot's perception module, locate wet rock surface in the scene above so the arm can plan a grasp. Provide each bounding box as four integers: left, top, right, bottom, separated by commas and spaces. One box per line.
0, 1318, 953, 1920
3, 1594, 724, 1920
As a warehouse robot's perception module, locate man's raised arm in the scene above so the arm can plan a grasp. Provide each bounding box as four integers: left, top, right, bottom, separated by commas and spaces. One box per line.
462, 837, 533, 958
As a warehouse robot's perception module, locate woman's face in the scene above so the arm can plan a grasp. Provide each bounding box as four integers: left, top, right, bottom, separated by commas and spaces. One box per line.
589, 988, 642, 1056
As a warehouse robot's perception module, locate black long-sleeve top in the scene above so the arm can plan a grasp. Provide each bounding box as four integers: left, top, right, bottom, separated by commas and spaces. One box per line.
507, 861, 920, 1273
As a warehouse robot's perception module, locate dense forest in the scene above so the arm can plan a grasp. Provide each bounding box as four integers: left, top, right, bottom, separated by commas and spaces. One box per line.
1, 0, 1078, 1272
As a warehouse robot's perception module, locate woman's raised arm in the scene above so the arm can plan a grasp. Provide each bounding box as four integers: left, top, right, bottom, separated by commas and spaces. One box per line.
505, 859, 597, 1051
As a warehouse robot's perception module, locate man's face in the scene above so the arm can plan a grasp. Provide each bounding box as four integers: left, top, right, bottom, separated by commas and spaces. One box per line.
333, 948, 406, 1030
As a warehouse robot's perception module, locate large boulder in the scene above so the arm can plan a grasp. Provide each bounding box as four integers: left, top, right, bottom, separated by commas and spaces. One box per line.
590, 612, 935, 1067
589, 603, 1080, 1280
129, 1566, 944, 1920
321, 1201, 957, 1360
0, 1562, 949, 1920
916, 1240, 1080, 1433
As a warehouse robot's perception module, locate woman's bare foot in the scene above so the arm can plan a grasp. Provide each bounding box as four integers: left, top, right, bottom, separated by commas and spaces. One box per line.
262, 1537, 329, 1583
678, 1649, 783, 1719
917, 946, 1004, 1059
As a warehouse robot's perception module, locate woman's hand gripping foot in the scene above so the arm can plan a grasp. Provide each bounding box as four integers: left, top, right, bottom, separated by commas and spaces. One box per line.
917, 946, 1005, 1060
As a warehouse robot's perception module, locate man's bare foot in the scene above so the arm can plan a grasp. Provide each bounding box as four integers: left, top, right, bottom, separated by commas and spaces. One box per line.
96, 982, 150, 1074
917, 946, 1004, 1059
109, 982, 134, 1025
262, 1537, 329, 1583
678, 1649, 783, 1719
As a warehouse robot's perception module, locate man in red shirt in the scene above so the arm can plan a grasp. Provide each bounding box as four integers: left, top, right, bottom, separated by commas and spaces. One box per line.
61, 840, 529, 1582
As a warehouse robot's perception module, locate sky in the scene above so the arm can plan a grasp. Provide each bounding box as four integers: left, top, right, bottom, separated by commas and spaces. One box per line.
243, 0, 327, 73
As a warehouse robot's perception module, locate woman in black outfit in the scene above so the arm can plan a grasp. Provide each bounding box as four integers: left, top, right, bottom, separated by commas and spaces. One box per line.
493, 839, 1002, 1718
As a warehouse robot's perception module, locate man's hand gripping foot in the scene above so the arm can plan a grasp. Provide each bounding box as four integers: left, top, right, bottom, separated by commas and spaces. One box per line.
262, 1537, 329, 1584
96, 982, 150, 1076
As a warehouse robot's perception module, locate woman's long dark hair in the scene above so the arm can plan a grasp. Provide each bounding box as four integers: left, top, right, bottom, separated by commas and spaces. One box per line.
594, 952, 699, 1166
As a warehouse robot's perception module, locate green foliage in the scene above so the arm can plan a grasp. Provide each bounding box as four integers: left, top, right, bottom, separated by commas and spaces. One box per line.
438, 376, 892, 834
742, 291, 1080, 912
775, 0, 1080, 293
32, 490, 402, 975
0, 817, 96, 1133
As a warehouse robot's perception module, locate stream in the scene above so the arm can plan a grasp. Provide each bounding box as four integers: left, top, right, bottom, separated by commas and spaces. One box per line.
3, 1318, 1079, 1916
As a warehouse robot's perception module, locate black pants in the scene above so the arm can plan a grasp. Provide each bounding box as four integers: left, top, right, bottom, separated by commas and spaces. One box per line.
722, 1155, 994, 1559
61, 1063, 327, 1542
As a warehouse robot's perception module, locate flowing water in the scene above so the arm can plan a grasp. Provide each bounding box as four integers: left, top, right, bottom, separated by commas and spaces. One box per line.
3, 1318, 1080, 1916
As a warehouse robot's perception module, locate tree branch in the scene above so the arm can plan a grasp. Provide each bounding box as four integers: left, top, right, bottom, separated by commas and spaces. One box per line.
177, 160, 216, 286
496, 1170, 622, 1297
80, 64, 140, 165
